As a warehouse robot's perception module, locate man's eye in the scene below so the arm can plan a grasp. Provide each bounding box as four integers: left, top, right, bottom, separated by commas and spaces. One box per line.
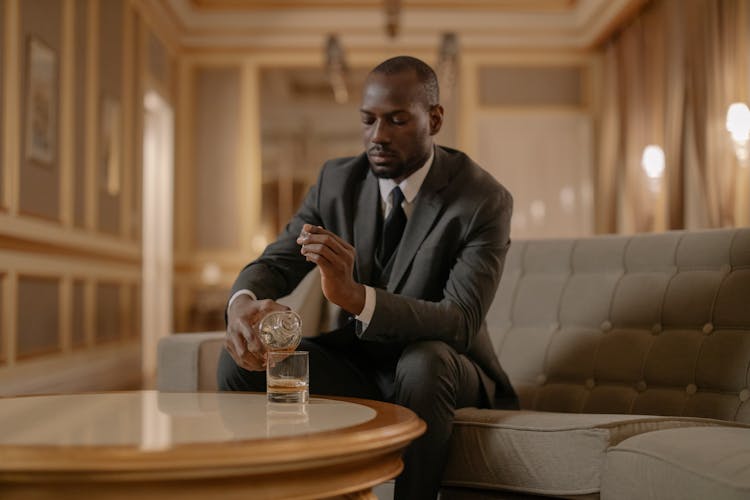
391, 117, 408, 125
361, 116, 375, 125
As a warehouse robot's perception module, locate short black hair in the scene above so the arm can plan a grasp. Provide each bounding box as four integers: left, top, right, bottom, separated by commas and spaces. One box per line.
370, 56, 440, 108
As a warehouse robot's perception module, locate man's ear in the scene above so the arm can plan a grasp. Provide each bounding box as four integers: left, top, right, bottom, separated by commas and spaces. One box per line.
429, 105, 444, 136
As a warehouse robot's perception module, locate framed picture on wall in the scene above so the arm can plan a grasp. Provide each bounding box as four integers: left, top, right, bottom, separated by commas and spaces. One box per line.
24, 36, 57, 166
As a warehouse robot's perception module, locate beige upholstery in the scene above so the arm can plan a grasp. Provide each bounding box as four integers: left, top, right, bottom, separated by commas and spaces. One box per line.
601, 427, 750, 500
443, 410, 742, 496
491, 229, 750, 422
157, 228, 750, 498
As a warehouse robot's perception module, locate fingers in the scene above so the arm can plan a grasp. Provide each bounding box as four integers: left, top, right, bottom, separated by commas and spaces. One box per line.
224, 337, 266, 371
226, 298, 290, 372
297, 224, 355, 266
298, 224, 354, 253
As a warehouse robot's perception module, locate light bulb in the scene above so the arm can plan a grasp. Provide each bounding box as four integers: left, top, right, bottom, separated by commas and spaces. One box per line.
641, 145, 665, 179
726, 102, 750, 142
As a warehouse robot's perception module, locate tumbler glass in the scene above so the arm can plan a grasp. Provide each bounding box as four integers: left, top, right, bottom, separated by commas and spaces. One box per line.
266, 351, 309, 404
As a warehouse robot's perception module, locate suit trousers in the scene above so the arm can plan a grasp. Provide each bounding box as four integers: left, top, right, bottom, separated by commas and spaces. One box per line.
217, 329, 485, 500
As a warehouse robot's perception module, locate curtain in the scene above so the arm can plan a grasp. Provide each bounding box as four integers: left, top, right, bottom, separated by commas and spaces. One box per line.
595, 41, 621, 234
595, 0, 745, 233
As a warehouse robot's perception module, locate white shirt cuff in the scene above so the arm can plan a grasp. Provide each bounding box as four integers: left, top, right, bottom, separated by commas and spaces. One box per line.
228, 289, 257, 311
354, 285, 376, 327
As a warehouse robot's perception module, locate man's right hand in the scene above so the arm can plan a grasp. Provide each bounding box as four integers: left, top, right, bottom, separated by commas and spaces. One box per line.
225, 295, 290, 371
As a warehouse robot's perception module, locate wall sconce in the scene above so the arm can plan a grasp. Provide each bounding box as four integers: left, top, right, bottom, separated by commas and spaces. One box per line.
726, 102, 750, 163
641, 144, 665, 192
200, 262, 221, 286
324, 34, 349, 104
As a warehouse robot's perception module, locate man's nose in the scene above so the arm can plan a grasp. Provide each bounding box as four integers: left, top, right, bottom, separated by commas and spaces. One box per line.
370, 120, 390, 144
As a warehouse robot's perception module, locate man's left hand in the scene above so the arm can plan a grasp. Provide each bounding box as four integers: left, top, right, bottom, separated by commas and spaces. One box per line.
297, 224, 365, 315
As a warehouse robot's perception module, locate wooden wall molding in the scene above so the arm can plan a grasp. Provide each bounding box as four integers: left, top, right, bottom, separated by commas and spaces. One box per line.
0, 213, 140, 263
84, 0, 99, 231
2, 0, 20, 214
0, 341, 141, 396
174, 57, 193, 259
0, 248, 140, 281
60, 0, 75, 227
2, 271, 17, 367
130, 0, 181, 55
121, 0, 135, 240
0, 272, 6, 364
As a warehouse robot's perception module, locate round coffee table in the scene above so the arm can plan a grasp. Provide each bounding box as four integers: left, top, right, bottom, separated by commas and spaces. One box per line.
0, 390, 426, 499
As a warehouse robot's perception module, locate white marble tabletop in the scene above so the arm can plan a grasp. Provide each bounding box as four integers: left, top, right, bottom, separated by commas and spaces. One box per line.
0, 390, 376, 450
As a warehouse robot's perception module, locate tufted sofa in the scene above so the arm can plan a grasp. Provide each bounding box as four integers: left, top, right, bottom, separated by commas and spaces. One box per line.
158, 228, 750, 499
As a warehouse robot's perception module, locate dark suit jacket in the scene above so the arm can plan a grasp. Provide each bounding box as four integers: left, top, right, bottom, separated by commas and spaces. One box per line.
231, 145, 518, 409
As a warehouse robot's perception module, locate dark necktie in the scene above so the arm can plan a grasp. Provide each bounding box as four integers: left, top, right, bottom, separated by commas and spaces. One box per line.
377, 186, 407, 265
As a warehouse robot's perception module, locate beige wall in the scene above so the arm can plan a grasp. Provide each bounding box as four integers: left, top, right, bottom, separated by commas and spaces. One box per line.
0, 0, 176, 395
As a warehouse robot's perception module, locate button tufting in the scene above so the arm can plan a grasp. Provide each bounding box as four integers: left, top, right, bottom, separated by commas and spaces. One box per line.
549, 322, 560, 332
601, 320, 612, 332
585, 378, 596, 390
651, 323, 662, 334
720, 264, 732, 274
686, 384, 698, 395
740, 389, 750, 403
702, 323, 714, 335
635, 381, 648, 392
537, 374, 547, 385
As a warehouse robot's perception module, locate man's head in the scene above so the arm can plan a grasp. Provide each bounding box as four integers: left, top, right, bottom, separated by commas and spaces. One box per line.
360, 56, 444, 183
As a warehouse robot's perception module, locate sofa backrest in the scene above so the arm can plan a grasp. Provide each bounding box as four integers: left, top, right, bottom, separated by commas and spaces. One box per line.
487, 228, 750, 423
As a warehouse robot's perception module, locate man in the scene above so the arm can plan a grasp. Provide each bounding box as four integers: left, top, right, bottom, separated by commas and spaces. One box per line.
218, 55, 518, 499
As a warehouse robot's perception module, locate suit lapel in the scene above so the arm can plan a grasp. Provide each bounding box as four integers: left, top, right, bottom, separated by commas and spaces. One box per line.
388, 148, 450, 291
353, 167, 381, 285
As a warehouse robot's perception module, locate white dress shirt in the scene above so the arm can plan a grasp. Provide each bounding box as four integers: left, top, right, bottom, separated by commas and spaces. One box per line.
355, 150, 434, 326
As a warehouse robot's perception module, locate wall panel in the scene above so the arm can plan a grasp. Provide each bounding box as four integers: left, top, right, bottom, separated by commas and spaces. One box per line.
477, 112, 593, 239
19, 0, 62, 220
72, 279, 85, 348
148, 30, 168, 87
479, 66, 584, 107
131, 283, 141, 339
97, 0, 123, 235
17, 276, 60, 359
0, 0, 5, 208
73, 0, 87, 228
95, 282, 121, 343
193, 67, 240, 250
0, 273, 4, 364
131, 14, 143, 242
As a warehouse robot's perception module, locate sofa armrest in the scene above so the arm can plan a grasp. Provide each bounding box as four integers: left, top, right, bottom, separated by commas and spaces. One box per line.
157, 332, 224, 392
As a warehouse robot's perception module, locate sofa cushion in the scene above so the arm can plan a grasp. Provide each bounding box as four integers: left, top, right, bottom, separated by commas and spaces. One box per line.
601, 426, 750, 500
443, 409, 735, 496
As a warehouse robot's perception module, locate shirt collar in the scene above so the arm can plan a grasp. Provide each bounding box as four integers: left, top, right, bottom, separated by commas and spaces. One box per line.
378, 148, 435, 205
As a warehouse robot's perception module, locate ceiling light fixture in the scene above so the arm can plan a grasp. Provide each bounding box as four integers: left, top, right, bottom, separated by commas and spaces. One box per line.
384, 0, 402, 38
